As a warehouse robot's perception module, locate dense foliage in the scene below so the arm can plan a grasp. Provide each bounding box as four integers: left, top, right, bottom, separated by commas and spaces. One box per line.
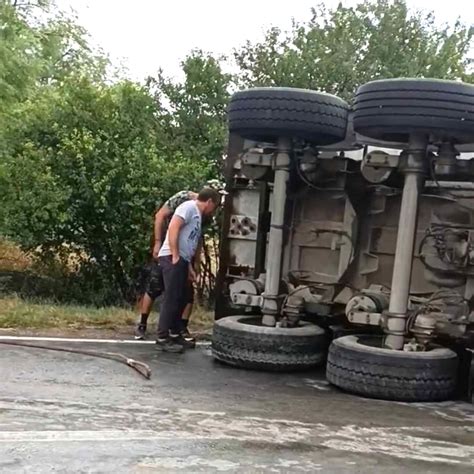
1, 0, 472, 305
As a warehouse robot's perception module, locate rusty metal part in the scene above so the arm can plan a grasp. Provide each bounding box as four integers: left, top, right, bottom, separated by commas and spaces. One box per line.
0, 341, 152, 379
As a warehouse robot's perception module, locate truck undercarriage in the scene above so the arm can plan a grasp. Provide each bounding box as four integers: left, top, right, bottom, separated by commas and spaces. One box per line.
212, 80, 474, 403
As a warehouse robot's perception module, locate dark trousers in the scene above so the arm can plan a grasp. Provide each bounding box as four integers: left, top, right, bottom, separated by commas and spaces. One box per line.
157, 256, 189, 338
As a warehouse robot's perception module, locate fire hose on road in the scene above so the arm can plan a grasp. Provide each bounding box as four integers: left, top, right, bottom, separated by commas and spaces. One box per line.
0, 340, 152, 380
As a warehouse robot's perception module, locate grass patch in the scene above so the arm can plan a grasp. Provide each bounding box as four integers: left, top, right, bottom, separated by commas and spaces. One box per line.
0, 296, 136, 330
0, 240, 216, 333
188, 304, 214, 332
0, 295, 214, 332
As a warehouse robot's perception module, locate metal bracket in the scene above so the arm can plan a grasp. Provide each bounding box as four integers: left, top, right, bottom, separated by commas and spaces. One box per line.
383, 311, 408, 337
364, 150, 400, 169
241, 148, 273, 167
232, 293, 263, 307
228, 215, 258, 239
347, 311, 382, 326
361, 150, 400, 184
240, 148, 273, 180
229, 279, 264, 307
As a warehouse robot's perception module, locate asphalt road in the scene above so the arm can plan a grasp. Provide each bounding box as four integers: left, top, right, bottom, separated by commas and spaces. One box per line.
0, 339, 473, 473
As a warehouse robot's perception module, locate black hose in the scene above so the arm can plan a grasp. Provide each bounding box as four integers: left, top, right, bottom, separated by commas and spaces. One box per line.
0, 341, 152, 380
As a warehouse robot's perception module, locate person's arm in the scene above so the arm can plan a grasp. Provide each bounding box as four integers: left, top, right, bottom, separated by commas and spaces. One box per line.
152, 190, 191, 257
152, 206, 172, 258
188, 262, 197, 282
167, 215, 185, 264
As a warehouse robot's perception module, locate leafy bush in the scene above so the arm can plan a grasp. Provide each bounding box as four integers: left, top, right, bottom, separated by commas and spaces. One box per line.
0, 1, 229, 305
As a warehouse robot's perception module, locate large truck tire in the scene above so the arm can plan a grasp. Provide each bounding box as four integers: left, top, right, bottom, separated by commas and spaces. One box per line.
353, 78, 474, 144
327, 335, 458, 402
212, 315, 327, 371
228, 87, 350, 145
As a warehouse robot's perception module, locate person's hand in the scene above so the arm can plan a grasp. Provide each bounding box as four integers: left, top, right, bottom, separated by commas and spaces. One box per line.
152, 241, 161, 259
188, 265, 197, 282
172, 254, 180, 265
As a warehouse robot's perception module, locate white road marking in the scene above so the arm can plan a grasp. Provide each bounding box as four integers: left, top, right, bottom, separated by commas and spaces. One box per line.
0, 335, 210, 346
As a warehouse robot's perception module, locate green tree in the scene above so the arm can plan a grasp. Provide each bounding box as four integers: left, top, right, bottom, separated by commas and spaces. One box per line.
0, 0, 107, 153
0, 5, 228, 305
146, 51, 234, 305
0, 3, 188, 303
148, 50, 233, 176
235, 0, 474, 100
2, 78, 157, 301
1, 73, 224, 304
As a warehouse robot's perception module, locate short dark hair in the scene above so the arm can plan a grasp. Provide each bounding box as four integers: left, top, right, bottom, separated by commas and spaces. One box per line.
198, 187, 221, 206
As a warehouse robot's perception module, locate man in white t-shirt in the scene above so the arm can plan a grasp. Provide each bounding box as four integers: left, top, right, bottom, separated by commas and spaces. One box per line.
156, 187, 221, 352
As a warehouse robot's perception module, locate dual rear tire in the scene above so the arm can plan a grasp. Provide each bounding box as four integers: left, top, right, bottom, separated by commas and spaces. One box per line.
212, 317, 458, 402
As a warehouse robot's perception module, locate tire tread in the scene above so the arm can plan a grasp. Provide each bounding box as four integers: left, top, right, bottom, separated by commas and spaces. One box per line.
212, 316, 327, 372
326, 336, 458, 402
228, 88, 349, 144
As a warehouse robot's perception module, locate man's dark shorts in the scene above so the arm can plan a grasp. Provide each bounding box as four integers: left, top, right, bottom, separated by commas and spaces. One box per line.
145, 259, 164, 300
145, 259, 194, 303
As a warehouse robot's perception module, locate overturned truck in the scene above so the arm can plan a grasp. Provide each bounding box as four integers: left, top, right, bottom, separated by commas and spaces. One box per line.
212, 79, 474, 403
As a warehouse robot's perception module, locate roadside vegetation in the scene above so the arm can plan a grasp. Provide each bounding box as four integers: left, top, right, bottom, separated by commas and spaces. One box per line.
0, 295, 213, 333
0, 0, 472, 329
